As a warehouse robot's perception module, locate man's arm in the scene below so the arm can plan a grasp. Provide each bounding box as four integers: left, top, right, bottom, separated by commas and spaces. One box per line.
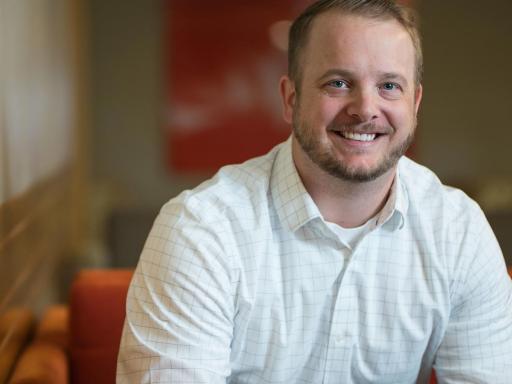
116, 200, 234, 383
433, 209, 512, 383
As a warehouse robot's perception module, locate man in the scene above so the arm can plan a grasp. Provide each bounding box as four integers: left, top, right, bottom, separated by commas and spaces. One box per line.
117, 0, 512, 383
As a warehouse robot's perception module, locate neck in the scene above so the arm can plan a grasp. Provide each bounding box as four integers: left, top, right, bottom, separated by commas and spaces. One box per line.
292, 138, 396, 228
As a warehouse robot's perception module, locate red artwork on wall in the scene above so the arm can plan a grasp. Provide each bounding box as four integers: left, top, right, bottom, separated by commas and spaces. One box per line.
165, 0, 301, 173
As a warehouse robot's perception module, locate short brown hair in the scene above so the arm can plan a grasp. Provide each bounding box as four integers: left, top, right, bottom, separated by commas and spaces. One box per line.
288, 0, 422, 88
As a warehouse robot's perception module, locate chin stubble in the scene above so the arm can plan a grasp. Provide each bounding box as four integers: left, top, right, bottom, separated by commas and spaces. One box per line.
292, 118, 416, 183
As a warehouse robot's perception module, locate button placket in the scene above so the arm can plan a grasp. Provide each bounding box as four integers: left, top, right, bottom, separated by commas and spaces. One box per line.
323, 262, 357, 383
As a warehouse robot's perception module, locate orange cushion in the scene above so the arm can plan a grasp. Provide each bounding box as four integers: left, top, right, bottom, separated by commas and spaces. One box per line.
36, 305, 69, 351
69, 269, 133, 384
8, 342, 68, 384
0, 308, 35, 383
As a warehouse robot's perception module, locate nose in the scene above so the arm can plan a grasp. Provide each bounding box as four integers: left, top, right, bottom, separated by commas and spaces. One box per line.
346, 88, 379, 123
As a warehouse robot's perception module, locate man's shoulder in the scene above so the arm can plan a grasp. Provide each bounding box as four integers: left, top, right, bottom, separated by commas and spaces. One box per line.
399, 157, 482, 220
161, 144, 282, 225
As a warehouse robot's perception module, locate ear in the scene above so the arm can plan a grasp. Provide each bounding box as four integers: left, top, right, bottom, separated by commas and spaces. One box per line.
414, 83, 423, 116
279, 75, 297, 124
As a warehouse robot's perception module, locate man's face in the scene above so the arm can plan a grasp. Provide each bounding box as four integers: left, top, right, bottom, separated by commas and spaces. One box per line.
281, 12, 422, 182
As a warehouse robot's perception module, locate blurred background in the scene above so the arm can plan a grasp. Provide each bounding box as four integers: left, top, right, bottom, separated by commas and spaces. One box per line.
1, 0, 511, 352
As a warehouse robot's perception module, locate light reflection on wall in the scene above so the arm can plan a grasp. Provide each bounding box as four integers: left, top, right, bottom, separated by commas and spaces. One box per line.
1, 0, 74, 203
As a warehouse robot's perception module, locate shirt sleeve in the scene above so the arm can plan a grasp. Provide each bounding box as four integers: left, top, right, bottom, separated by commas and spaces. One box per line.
116, 199, 234, 383
433, 206, 512, 383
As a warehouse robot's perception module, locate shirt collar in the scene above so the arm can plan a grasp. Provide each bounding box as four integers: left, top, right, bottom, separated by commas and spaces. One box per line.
375, 161, 409, 230
271, 138, 409, 232
270, 137, 322, 232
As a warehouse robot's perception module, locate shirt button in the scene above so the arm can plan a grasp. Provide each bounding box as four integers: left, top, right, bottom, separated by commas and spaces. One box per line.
335, 334, 345, 344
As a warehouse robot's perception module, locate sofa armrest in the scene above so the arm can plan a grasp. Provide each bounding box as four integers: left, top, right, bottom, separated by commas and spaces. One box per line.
69, 269, 133, 384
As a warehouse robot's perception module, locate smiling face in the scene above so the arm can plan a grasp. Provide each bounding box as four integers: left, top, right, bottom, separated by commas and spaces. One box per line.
281, 11, 422, 183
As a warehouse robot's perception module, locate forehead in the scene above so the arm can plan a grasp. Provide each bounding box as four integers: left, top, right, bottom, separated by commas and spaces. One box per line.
301, 11, 416, 81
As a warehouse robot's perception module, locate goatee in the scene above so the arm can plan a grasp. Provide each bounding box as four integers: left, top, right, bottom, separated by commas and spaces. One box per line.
292, 117, 416, 183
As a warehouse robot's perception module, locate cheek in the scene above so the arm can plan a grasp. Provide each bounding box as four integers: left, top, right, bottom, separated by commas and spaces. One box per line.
303, 97, 343, 126
383, 103, 416, 128
296, 102, 338, 142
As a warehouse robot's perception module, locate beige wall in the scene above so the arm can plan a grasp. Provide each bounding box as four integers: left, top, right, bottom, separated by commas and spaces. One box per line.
0, 0, 87, 320
1, 0, 76, 202
417, 0, 512, 185
90, 0, 202, 211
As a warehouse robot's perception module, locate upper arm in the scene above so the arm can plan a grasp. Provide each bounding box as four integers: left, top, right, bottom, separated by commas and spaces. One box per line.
116, 201, 234, 383
434, 208, 512, 383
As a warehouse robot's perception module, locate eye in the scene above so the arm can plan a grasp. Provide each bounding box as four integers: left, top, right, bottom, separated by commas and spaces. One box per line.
379, 82, 403, 99
380, 82, 401, 92
327, 80, 349, 89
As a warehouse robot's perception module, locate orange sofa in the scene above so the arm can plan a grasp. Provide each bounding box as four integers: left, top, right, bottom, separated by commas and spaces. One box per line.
69, 269, 133, 384
12, 267, 512, 383
8, 270, 132, 384
7, 306, 69, 383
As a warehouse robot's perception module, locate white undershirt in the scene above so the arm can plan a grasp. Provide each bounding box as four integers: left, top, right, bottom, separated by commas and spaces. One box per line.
326, 216, 376, 250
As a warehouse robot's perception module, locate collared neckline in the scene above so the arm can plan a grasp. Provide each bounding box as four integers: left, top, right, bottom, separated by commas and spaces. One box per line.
270, 137, 409, 233
270, 137, 322, 232
375, 163, 409, 231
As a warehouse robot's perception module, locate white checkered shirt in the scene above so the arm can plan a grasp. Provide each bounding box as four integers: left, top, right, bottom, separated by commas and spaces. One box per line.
117, 138, 512, 383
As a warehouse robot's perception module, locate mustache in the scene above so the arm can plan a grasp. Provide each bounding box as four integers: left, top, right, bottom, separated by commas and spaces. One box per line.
326, 121, 393, 135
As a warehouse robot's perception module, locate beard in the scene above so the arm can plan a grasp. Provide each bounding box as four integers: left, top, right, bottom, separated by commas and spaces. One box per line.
292, 110, 416, 183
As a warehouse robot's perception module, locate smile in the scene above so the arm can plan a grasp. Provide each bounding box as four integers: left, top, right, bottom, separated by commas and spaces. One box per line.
341, 132, 376, 142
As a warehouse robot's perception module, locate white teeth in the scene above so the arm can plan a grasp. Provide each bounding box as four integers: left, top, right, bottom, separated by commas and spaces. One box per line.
342, 132, 376, 141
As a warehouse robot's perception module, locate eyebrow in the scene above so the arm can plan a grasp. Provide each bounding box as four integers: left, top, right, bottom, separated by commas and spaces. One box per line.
378, 72, 409, 86
317, 69, 355, 83
317, 69, 409, 87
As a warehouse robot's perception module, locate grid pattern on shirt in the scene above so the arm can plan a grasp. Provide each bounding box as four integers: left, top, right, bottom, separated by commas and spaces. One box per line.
117, 139, 512, 384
